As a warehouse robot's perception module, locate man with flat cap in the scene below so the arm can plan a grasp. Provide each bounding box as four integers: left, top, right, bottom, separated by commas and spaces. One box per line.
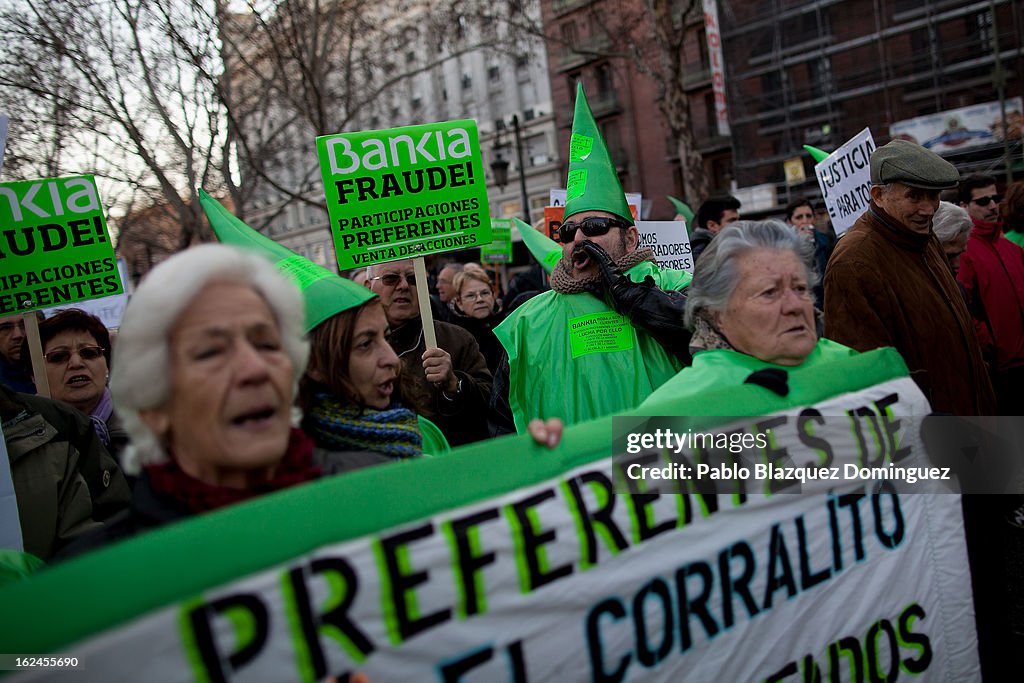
824, 139, 994, 416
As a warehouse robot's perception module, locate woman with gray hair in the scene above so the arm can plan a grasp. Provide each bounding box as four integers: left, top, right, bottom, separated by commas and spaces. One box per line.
60, 244, 320, 553
642, 220, 858, 404
932, 201, 972, 276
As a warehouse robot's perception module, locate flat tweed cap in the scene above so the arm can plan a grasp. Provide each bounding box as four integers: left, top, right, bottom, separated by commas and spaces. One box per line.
870, 139, 959, 190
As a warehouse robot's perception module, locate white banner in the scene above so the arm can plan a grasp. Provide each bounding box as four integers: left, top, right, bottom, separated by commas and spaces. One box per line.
891, 98, 1023, 153
814, 128, 876, 237
14, 379, 978, 682
702, 0, 730, 137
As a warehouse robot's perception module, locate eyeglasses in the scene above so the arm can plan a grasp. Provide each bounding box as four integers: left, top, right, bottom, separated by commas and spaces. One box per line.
371, 273, 416, 288
971, 194, 1002, 207
557, 217, 629, 244
43, 345, 106, 365
461, 290, 493, 302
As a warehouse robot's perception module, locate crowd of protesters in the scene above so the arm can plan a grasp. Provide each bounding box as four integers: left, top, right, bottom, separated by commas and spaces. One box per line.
3, 84, 1024, 677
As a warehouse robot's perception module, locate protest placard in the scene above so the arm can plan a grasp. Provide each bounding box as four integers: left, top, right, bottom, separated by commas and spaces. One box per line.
481, 217, 513, 264
814, 128, 876, 236
0, 348, 978, 682
635, 220, 693, 272
43, 259, 131, 330
317, 120, 491, 271
0, 175, 122, 315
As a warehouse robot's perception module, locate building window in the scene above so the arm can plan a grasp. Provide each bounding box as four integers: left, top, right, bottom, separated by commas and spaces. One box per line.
488, 65, 500, 82
462, 74, 472, 90
515, 54, 529, 69
560, 21, 578, 50
596, 62, 614, 95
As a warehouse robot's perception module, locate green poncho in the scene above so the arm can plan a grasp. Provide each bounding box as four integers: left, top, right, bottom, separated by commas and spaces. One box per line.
638, 338, 859, 411
1004, 231, 1024, 250
493, 261, 691, 432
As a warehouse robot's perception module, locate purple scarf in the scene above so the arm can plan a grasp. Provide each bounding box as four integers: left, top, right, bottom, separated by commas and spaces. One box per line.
90, 387, 114, 446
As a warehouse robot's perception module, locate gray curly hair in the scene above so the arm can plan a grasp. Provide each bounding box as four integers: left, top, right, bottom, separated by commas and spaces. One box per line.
684, 219, 818, 329
111, 244, 309, 474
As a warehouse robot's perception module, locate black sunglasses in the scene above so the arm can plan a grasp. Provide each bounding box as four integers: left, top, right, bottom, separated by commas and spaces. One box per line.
557, 217, 629, 244
971, 194, 1002, 207
371, 273, 416, 288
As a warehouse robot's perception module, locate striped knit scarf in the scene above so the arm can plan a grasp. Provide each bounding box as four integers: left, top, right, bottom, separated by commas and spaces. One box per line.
304, 394, 423, 460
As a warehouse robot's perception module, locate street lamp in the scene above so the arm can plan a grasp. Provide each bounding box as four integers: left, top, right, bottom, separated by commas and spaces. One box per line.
489, 114, 532, 224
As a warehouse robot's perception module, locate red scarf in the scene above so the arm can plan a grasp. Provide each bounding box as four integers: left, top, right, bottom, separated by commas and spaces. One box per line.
145, 428, 321, 514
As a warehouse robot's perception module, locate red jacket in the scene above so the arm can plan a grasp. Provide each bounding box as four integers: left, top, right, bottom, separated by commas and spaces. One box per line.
957, 217, 1024, 371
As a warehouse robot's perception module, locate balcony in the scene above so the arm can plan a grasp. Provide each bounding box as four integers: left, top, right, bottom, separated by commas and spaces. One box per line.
683, 67, 712, 90
552, 0, 594, 18
556, 35, 611, 72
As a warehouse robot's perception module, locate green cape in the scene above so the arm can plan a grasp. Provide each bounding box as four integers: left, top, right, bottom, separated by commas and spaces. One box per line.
1003, 231, 1024, 250
493, 261, 692, 432
637, 339, 859, 412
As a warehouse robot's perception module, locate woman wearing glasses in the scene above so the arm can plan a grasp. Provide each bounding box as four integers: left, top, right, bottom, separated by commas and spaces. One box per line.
29, 309, 128, 459
448, 269, 505, 374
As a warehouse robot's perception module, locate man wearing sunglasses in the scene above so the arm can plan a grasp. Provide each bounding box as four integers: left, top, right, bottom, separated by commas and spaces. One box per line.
490, 84, 692, 434
367, 259, 492, 446
956, 174, 1024, 415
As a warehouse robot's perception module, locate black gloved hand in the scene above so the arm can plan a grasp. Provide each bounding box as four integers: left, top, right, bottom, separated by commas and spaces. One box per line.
580, 241, 691, 361
581, 241, 636, 315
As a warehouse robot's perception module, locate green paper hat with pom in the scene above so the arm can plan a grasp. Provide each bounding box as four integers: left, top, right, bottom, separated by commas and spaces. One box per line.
563, 83, 633, 225
513, 217, 562, 274
199, 189, 375, 333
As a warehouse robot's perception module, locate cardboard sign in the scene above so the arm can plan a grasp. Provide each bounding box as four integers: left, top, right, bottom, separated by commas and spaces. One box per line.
317, 120, 492, 270
635, 220, 693, 272
0, 348, 978, 683
42, 259, 131, 329
814, 128, 876, 237
0, 175, 122, 314
481, 217, 513, 263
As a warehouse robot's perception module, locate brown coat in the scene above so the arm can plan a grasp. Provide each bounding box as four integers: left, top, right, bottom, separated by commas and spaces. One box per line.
824, 205, 995, 415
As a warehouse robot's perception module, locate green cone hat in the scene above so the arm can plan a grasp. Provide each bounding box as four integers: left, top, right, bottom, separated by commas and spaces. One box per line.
513, 217, 562, 274
199, 189, 375, 333
666, 196, 694, 232
803, 145, 831, 164
563, 83, 633, 225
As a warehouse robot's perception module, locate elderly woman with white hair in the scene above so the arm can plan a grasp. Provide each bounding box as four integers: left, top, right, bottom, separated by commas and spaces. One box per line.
59, 244, 319, 552
641, 220, 858, 404
932, 201, 973, 277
